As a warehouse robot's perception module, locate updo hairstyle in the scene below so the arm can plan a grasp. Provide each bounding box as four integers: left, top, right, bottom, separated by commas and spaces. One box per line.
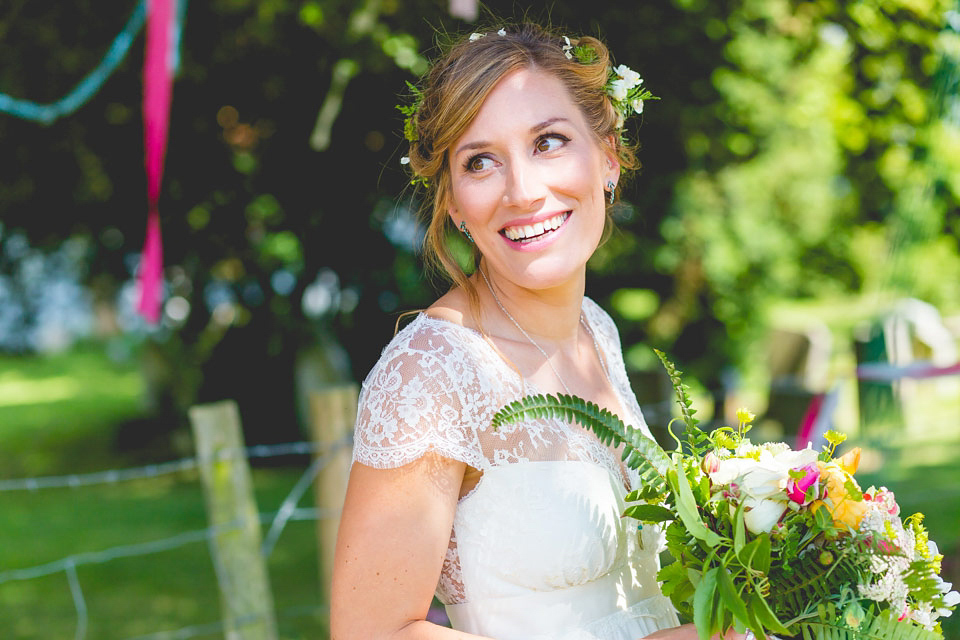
404, 22, 639, 301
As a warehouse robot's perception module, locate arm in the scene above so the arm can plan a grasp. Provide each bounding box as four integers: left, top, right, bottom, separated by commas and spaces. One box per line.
331, 452, 495, 640
643, 625, 749, 639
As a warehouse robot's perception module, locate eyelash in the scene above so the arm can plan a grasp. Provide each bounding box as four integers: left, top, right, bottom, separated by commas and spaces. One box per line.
462, 132, 571, 173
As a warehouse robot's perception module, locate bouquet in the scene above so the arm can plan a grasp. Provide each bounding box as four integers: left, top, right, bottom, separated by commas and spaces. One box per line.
492, 351, 958, 640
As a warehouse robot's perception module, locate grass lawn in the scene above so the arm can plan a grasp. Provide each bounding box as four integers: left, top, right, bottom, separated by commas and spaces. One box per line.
0, 342, 147, 477
0, 467, 328, 640
1, 341, 958, 638
0, 344, 328, 639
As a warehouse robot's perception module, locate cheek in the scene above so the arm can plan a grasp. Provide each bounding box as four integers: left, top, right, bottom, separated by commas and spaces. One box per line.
555, 156, 604, 199
454, 185, 500, 223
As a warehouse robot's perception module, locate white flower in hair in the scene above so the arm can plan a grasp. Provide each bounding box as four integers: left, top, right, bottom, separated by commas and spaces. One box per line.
614, 64, 643, 89
562, 36, 573, 59
608, 78, 629, 101
400, 156, 410, 165
631, 98, 644, 114
469, 32, 484, 41
497, 28, 506, 36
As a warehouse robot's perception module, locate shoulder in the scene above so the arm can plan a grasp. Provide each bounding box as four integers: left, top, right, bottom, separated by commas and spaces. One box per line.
366, 312, 475, 385
354, 312, 492, 471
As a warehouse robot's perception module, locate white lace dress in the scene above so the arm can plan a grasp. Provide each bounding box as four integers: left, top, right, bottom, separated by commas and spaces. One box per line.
352, 298, 681, 639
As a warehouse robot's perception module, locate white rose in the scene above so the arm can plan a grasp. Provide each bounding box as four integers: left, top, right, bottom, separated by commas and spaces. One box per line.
614, 64, 642, 89
773, 446, 818, 464
743, 496, 788, 534
608, 79, 629, 101
710, 447, 819, 500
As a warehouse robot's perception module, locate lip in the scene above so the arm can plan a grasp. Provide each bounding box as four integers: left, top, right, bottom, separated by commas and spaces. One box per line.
498, 210, 572, 251
498, 210, 571, 232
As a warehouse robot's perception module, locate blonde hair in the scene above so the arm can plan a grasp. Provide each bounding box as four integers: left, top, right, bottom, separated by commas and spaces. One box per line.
404, 22, 640, 307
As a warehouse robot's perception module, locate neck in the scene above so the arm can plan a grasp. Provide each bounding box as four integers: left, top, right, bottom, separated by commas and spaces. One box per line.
476, 260, 585, 345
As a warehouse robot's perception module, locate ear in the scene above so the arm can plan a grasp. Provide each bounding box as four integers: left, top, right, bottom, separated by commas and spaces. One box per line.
602, 134, 621, 185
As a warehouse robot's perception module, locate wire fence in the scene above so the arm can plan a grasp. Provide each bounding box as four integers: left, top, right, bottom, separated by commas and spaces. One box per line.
2, 362, 956, 639
0, 435, 351, 640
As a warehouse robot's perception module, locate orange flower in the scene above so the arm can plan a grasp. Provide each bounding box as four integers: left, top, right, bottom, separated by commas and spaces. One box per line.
811, 460, 868, 529
838, 447, 861, 474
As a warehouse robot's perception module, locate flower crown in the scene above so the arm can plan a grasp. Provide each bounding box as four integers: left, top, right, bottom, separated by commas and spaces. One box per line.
397, 30, 657, 186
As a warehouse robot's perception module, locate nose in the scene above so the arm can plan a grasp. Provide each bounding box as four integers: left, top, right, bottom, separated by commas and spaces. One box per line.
502, 158, 545, 210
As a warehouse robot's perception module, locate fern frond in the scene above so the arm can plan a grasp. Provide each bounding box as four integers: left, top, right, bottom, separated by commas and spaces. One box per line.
491, 393, 671, 495
653, 350, 712, 454
771, 550, 862, 619
793, 603, 941, 640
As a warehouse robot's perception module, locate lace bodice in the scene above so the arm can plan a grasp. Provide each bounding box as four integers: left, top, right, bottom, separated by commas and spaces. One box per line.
353, 298, 663, 611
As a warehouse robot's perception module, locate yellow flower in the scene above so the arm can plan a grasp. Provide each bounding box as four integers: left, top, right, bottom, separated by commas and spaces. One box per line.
736, 407, 756, 424
838, 447, 861, 474
811, 461, 868, 529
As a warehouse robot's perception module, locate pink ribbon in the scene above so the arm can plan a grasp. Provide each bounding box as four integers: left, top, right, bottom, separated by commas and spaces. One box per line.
137, 0, 175, 323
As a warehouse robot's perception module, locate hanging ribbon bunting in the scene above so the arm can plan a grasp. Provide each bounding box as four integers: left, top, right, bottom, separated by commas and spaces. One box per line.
0, 1, 147, 124
137, 0, 178, 323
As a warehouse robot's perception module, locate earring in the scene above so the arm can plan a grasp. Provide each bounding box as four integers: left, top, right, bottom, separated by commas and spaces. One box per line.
606, 180, 616, 204
459, 220, 475, 243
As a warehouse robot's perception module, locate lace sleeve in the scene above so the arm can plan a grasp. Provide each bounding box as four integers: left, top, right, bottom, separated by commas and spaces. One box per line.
351, 317, 487, 471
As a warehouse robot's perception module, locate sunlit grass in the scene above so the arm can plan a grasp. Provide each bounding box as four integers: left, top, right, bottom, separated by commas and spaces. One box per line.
0, 468, 327, 640
0, 343, 146, 477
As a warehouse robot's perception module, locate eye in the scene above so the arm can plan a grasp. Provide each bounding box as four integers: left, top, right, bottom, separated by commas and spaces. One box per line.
465, 155, 494, 172
535, 133, 568, 153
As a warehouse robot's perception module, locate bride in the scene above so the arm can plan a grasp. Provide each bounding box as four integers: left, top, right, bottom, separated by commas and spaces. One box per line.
331, 22, 746, 640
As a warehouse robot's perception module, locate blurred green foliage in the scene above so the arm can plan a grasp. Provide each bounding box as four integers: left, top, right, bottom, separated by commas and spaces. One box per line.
0, 0, 958, 429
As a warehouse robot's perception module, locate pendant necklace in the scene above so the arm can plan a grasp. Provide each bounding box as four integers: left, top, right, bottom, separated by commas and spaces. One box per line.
478, 267, 612, 395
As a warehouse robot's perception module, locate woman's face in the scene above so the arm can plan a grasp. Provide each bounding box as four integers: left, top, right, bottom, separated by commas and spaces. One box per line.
447, 66, 619, 293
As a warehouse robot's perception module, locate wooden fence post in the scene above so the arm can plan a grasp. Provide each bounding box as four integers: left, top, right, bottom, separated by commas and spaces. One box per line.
308, 384, 358, 605
189, 400, 278, 640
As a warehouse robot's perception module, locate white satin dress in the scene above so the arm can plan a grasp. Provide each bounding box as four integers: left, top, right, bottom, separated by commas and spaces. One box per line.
352, 299, 681, 639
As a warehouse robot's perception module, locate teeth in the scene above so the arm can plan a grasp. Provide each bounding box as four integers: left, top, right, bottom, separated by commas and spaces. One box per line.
503, 212, 569, 241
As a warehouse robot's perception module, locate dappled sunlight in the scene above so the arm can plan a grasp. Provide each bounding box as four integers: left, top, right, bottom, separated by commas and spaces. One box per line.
0, 371, 142, 409
0, 375, 84, 408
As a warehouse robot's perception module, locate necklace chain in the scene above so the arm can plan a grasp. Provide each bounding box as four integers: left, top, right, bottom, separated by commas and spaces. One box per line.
478, 268, 611, 395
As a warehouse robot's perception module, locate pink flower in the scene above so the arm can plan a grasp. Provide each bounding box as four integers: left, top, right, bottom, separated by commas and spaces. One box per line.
871, 488, 899, 516
786, 463, 821, 506
702, 451, 721, 474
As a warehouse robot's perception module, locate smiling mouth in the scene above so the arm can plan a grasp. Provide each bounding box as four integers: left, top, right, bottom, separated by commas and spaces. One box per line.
500, 211, 571, 244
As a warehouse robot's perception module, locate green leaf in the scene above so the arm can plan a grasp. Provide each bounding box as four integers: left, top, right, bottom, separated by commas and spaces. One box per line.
622, 503, 675, 523
693, 567, 719, 640
659, 561, 696, 607
737, 533, 771, 573
717, 567, 750, 629
754, 533, 771, 574
745, 599, 769, 640
843, 477, 863, 501
750, 591, 791, 636
814, 502, 834, 531
671, 456, 722, 547
733, 501, 746, 555
491, 393, 671, 496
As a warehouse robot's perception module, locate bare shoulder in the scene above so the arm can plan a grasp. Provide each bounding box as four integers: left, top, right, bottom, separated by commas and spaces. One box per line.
425, 287, 475, 329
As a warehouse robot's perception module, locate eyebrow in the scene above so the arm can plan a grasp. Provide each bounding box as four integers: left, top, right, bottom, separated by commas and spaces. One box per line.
453, 117, 572, 157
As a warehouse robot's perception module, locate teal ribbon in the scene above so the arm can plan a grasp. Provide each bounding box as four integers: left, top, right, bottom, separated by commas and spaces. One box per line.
0, 0, 149, 124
